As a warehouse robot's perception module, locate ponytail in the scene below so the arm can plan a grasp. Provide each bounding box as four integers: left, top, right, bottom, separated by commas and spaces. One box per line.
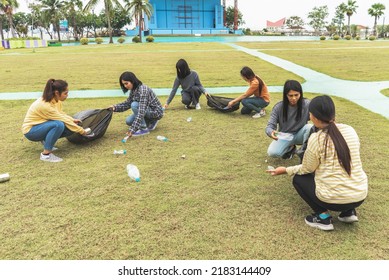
309, 95, 352, 175
42, 78, 68, 102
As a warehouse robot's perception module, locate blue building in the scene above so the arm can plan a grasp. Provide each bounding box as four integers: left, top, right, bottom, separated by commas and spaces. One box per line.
145, 0, 228, 35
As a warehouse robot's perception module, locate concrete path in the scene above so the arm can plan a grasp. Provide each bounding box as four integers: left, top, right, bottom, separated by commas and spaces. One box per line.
1, 43, 388, 119
226, 43, 389, 119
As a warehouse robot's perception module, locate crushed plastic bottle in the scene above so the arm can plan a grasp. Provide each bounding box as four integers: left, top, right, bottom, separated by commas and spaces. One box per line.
113, 150, 127, 155
0, 173, 10, 183
157, 135, 168, 142
126, 164, 140, 182
187, 117, 192, 122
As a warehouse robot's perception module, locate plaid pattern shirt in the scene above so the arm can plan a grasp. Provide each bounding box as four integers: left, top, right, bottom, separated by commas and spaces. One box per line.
114, 84, 163, 133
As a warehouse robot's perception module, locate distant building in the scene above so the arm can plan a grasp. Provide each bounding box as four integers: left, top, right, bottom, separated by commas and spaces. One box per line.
266, 18, 286, 33
143, 0, 228, 35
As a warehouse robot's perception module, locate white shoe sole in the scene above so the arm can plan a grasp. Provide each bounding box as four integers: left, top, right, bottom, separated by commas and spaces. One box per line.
338, 215, 359, 223
305, 220, 334, 231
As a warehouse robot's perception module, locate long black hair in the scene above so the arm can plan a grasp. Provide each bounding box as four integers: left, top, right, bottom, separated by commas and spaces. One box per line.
240, 66, 264, 94
119, 71, 142, 93
309, 95, 352, 175
282, 80, 304, 122
42, 79, 68, 102
176, 59, 191, 79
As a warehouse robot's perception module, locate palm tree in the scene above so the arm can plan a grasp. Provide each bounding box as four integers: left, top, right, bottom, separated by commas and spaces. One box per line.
124, 0, 153, 42
368, 3, 386, 36
83, 0, 123, 44
40, 0, 65, 41
334, 3, 346, 36
63, 0, 83, 41
0, 0, 8, 40
341, 0, 358, 35
1, 0, 18, 38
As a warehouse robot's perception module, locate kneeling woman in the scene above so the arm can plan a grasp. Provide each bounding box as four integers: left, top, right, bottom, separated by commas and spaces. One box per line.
267, 95, 368, 231
22, 79, 92, 162
110, 71, 164, 138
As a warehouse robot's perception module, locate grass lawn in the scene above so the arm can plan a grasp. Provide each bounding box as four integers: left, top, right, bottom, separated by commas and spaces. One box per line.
237, 40, 389, 81
0, 41, 388, 259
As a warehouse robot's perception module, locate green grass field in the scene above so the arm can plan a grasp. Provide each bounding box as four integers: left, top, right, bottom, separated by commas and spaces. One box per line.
0, 40, 388, 260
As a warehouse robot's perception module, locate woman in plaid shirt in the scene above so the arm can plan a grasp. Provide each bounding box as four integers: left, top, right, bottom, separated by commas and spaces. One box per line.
110, 72, 164, 138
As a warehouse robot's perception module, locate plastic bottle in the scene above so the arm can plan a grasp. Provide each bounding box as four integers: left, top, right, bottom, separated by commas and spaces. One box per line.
157, 135, 168, 142
0, 173, 10, 183
113, 150, 127, 155
126, 164, 140, 182
121, 135, 130, 143
187, 117, 192, 122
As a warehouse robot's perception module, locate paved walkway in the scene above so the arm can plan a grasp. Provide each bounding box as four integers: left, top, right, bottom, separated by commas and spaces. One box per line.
1, 43, 388, 119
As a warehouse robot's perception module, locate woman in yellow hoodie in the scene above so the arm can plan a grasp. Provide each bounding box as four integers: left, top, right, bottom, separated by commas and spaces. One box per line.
22, 79, 91, 162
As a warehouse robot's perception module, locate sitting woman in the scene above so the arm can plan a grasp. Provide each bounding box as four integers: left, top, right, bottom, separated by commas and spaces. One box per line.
164, 58, 208, 110
267, 95, 368, 231
22, 78, 92, 162
227, 66, 270, 118
265, 80, 312, 159
110, 71, 164, 138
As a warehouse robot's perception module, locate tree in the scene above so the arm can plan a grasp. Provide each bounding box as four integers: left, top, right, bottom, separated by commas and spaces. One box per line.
333, 3, 346, 36
307, 5, 329, 35
124, 0, 153, 43
0, 0, 8, 40
40, 0, 65, 41
286, 16, 304, 34
1, 0, 18, 38
341, 0, 358, 35
84, 0, 123, 44
63, 0, 83, 41
368, 3, 386, 36
225, 6, 244, 30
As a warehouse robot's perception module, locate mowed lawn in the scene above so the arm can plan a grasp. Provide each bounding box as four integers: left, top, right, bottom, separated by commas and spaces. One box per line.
0, 40, 388, 260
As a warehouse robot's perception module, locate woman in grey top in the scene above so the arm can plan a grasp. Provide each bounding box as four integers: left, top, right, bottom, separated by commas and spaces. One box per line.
265, 80, 313, 159
164, 59, 208, 110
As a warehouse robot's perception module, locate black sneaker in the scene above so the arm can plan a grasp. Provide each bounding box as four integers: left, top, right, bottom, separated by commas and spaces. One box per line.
282, 145, 296, 159
148, 119, 159, 131
305, 213, 334, 231
338, 209, 359, 223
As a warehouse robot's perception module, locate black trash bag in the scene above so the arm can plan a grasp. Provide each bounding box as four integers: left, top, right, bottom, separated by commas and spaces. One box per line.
206, 94, 240, 113
66, 109, 113, 144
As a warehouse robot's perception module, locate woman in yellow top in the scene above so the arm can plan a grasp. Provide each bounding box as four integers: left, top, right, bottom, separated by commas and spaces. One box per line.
22, 79, 92, 162
227, 66, 270, 118
267, 95, 368, 231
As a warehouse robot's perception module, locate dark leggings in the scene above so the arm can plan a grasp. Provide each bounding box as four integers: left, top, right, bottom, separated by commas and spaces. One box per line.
292, 173, 364, 214
181, 86, 202, 106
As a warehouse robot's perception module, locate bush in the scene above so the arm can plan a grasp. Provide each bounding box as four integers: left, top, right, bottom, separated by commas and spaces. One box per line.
345, 35, 352, 40
146, 36, 154, 43
117, 37, 125, 44
95, 37, 103, 44
355, 35, 360, 40
369, 35, 376, 41
132, 36, 141, 43
333, 35, 340, 40
80, 37, 89, 45
319, 36, 326, 40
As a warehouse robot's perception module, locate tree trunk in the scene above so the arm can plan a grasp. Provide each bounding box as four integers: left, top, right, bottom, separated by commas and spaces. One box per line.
347, 16, 351, 35
0, 19, 4, 41
138, 12, 142, 42
373, 17, 377, 36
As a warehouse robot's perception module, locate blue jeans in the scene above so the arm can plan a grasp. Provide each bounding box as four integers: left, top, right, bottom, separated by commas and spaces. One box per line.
24, 120, 74, 150
125, 101, 153, 129
241, 97, 269, 114
267, 124, 313, 158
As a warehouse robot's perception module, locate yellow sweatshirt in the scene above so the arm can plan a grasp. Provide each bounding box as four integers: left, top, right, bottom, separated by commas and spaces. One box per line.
22, 97, 85, 135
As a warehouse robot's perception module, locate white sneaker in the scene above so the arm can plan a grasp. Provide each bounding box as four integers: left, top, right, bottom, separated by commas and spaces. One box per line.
195, 103, 201, 110
40, 153, 63, 162
252, 109, 266, 118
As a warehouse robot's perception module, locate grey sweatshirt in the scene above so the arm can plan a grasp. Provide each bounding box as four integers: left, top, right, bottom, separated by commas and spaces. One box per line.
166, 70, 206, 105
265, 98, 311, 137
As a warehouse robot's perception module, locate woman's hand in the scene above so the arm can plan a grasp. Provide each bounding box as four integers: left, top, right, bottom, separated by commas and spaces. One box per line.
266, 166, 287, 176
271, 130, 279, 140
126, 131, 132, 138
227, 100, 234, 108
163, 104, 169, 109
108, 105, 115, 111
73, 119, 82, 124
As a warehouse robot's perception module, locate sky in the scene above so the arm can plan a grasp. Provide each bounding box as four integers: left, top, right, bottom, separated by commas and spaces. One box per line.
18, 0, 388, 29
225, 0, 388, 29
